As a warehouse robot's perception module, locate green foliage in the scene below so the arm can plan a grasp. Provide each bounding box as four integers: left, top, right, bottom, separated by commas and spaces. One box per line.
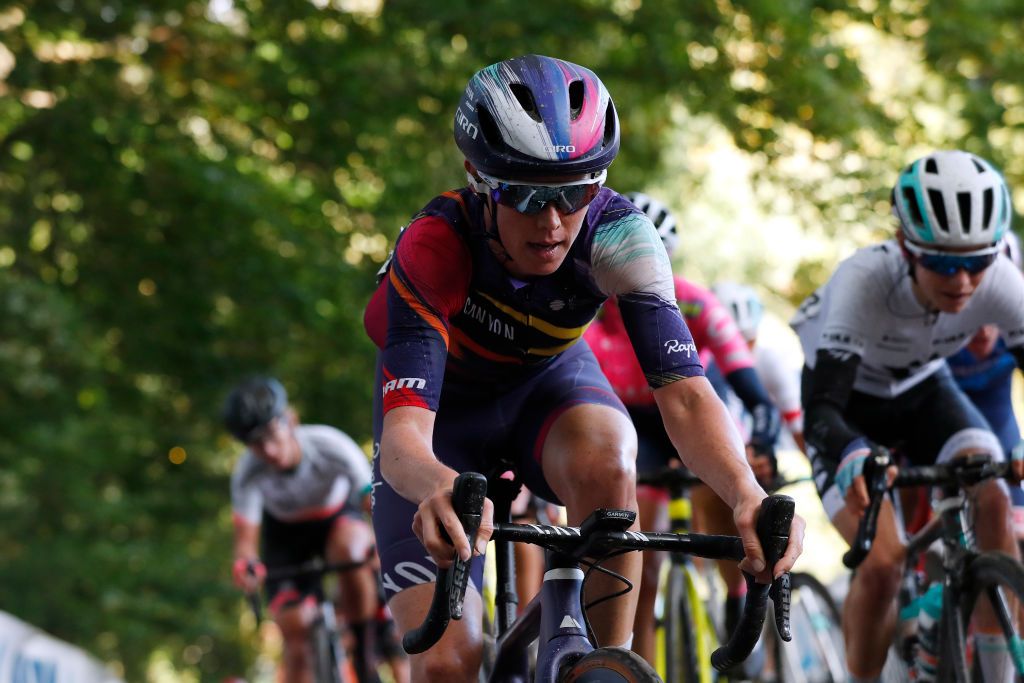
0, 0, 1020, 679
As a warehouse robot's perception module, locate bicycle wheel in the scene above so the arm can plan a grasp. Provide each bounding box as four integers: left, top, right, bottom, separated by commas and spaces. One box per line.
311, 619, 345, 683
657, 562, 710, 683
561, 646, 661, 682
946, 552, 1024, 682
775, 572, 847, 683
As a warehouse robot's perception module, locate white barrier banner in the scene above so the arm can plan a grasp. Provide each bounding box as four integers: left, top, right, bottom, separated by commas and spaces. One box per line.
0, 612, 123, 683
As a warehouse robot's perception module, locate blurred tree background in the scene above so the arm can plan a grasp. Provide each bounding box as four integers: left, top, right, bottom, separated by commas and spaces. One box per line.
0, 0, 1022, 679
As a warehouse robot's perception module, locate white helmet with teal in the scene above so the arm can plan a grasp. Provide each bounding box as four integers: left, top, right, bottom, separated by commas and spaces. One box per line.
712, 282, 763, 343
625, 192, 678, 256
893, 150, 1012, 248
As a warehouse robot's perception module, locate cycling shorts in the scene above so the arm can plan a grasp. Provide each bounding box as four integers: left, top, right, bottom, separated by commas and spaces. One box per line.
371, 341, 627, 600
629, 405, 678, 478
802, 364, 1004, 519
261, 504, 363, 610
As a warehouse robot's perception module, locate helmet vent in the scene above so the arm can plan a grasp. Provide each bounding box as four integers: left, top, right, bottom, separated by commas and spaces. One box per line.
568, 80, 584, 119
654, 208, 670, 228
982, 188, 994, 229
902, 187, 925, 228
928, 189, 949, 233
972, 158, 986, 173
925, 158, 938, 174
602, 101, 617, 144
509, 83, 542, 122
957, 192, 972, 234
476, 105, 507, 149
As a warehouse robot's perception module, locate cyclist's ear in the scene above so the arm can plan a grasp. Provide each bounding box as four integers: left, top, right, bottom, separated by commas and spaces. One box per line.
284, 407, 299, 428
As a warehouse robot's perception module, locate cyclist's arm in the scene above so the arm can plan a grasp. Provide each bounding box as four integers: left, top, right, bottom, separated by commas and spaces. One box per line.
370, 216, 490, 564
233, 514, 260, 563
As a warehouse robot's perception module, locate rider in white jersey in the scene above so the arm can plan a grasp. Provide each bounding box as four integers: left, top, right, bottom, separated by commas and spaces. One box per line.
225, 377, 388, 683
791, 150, 1024, 683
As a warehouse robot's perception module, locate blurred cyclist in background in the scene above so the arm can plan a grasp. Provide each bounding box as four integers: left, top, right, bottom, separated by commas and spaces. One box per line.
224, 376, 403, 683
712, 281, 806, 455
584, 191, 782, 668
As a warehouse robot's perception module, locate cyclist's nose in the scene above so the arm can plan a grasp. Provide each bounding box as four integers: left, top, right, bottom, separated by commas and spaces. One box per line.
535, 203, 562, 231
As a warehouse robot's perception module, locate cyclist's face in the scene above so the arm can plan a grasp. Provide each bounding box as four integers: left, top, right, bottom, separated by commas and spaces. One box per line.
247, 412, 300, 470
494, 200, 588, 279
911, 258, 987, 314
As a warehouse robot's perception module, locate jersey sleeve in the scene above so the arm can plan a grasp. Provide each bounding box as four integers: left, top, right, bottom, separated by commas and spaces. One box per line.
590, 211, 703, 387
307, 426, 373, 502
374, 216, 472, 413
679, 279, 754, 374
230, 454, 263, 525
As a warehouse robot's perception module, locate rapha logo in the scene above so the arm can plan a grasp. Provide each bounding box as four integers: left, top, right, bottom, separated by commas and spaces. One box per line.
382, 377, 426, 396
664, 340, 697, 356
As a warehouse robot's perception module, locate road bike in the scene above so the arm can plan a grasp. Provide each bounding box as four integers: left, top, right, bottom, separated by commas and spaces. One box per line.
403, 471, 797, 682
248, 556, 373, 683
847, 450, 1024, 682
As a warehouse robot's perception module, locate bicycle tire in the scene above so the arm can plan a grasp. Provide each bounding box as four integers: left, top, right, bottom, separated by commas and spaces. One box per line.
561, 646, 661, 682
659, 563, 708, 683
311, 619, 344, 683
947, 551, 1024, 682
774, 572, 846, 683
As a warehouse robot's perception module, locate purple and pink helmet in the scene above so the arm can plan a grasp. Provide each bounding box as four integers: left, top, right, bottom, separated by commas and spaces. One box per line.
454, 54, 620, 181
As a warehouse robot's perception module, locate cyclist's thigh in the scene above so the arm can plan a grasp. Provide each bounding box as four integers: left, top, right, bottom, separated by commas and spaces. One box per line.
903, 368, 1003, 465
326, 507, 375, 564
511, 342, 633, 503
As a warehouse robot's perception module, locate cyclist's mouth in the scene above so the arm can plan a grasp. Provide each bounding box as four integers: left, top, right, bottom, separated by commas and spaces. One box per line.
527, 240, 564, 259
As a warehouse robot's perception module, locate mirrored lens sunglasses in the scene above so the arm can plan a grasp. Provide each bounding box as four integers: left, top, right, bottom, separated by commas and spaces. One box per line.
482, 173, 604, 216
905, 241, 1000, 276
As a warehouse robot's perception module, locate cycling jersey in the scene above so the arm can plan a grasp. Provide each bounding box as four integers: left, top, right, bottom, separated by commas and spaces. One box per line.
792, 241, 1024, 398
584, 277, 754, 407
231, 425, 372, 524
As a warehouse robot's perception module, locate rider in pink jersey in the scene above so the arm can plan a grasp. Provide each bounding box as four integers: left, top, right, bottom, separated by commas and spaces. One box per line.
583, 192, 781, 669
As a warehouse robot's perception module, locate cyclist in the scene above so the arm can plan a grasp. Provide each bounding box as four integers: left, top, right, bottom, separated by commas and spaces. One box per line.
224, 376, 390, 683
711, 281, 806, 454
947, 231, 1024, 541
583, 192, 783, 667
363, 54, 805, 682
791, 150, 1024, 682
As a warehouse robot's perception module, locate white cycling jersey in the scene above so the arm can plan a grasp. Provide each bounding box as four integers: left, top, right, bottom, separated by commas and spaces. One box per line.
791, 240, 1024, 398
754, 343, 804, 432
231, 425, 372, 524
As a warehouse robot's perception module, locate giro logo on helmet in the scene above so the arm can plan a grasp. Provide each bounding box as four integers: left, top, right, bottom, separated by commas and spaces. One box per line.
455, 107, 479, 140
545, 145, 576, 153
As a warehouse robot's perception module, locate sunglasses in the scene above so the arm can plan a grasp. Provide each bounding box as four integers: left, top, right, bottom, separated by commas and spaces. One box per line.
479, 171, 605, 216
904, 240, 1000, 276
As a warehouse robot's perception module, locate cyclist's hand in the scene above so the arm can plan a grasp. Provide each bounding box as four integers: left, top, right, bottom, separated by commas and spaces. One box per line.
412, 485, 494, 568
838, 439, 897, 517
232, 557, 266, 592
733, 494, 806, 583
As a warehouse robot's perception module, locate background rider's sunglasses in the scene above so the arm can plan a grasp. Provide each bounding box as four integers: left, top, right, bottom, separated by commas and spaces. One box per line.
480, 171, 605, 216
904, 240, 1000, 276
